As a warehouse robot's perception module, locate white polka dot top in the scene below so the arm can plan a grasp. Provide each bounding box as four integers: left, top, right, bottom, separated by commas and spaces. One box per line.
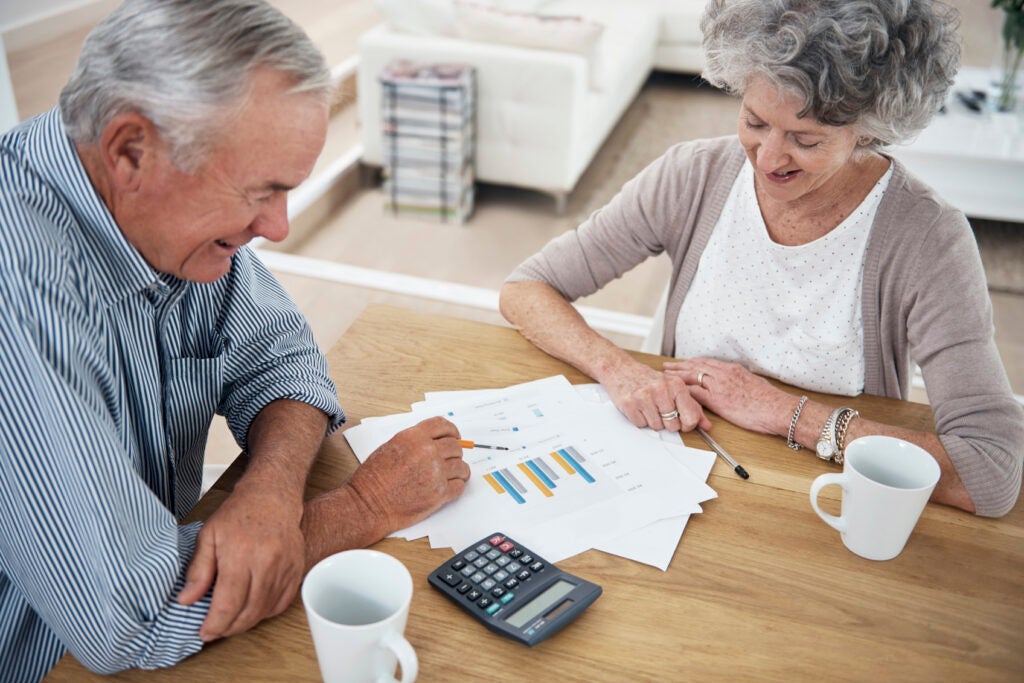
675, 159, 894, 396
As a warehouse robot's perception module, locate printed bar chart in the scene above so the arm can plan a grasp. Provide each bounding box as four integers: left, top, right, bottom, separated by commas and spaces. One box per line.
483, 447, 597, 505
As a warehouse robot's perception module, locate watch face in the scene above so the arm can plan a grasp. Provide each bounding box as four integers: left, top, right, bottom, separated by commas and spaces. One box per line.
816, 440, 834, 460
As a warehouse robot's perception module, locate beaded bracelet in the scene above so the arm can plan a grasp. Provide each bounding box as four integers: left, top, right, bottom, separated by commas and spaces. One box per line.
787, 395, 809, 450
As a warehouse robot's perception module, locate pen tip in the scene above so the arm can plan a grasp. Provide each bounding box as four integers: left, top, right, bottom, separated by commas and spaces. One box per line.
736, 466, 750, 480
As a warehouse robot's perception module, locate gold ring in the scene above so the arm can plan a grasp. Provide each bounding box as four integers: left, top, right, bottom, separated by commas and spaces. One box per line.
697, 371, 706, 388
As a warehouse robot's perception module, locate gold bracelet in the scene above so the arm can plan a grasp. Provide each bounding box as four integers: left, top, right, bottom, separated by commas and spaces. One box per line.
833, 408, 860, 464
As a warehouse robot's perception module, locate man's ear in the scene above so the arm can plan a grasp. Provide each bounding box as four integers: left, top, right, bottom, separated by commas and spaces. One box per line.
98, 112, 161, 193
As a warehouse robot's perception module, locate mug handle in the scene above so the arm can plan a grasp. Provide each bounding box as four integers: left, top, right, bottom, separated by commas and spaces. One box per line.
809, 473, 848, 533
377, 631, 418, 683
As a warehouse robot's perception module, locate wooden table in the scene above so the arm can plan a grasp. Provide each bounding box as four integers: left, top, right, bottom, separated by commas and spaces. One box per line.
48, 304, 1024, 682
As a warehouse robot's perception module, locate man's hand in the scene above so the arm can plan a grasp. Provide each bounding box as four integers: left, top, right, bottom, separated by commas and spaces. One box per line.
346, 416, 470, 534
177, 479, 305, 642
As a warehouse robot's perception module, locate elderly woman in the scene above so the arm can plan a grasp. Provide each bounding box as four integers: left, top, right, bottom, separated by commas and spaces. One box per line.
499, 0, 1023, 517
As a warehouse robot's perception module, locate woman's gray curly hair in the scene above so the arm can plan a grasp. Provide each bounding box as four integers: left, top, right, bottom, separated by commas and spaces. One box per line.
59, 0, 332, 170
700, 0, 962, 148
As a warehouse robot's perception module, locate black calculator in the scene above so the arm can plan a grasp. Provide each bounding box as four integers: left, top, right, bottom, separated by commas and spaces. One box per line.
428, 532, 602, 646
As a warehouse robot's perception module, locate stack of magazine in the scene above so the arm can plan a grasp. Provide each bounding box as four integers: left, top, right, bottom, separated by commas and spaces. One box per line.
380, 60, 476, 223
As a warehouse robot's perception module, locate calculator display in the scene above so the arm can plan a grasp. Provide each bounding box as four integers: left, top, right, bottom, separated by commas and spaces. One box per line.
505, 579, 575, 628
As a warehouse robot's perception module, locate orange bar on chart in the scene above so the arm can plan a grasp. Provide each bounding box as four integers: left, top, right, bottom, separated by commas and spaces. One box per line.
550, 450, 576, 475
517, 463, 553, 497
483, 472, 505, 494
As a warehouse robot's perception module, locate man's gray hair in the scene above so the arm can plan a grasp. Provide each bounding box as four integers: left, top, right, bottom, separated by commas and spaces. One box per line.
59, 0, 332, 169
701, 0, 961, 148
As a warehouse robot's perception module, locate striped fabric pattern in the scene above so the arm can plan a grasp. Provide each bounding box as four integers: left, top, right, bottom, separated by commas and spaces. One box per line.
0, 109, 344, 682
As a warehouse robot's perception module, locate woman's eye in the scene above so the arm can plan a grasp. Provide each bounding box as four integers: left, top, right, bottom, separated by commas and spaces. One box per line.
794, 138, 821, 149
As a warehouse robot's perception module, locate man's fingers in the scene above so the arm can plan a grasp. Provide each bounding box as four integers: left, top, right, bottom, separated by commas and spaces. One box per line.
200, 568, 253, 642
415, 415, 461, 439
179, 533, 217, 606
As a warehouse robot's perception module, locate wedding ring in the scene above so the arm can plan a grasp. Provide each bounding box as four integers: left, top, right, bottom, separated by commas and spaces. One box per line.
659, 410, 680, 420
697, 371, 706, 388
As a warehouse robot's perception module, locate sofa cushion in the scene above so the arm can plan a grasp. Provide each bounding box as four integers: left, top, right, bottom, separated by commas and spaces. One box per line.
453, 3, 604, 57
375, 0, 457, 36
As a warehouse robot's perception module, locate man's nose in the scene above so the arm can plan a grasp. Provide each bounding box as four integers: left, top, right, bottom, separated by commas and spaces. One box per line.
251, 193, 290, 243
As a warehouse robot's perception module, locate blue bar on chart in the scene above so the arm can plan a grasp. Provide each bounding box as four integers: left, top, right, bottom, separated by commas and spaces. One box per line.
517, 462, 554, 498
552, 448, 596, 483
525, 458, 557, 490
487, 471, 526, 504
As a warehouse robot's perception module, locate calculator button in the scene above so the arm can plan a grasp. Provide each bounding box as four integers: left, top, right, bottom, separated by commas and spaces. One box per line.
464, 550, 480, 561
486, 602, 501, 615
499, 541, 514, 553
439, 571, 461, 587
481, 579, 496, 591
476, 544, 490, 554
494, 570, 509, 582
530, 561, 544, 573
504, 578, 519, 590
451, 559, 466, 570
466, 589, 482, 601
508, 549, 523, 559
471, 572, 486, 584
477, 597, 493, 609
491, 586, 506, 598
486, 549, 501, 560
473, 557, 488, 569
456, 582, 471, 594
483, 563, 499, 575
495, 555, 511, 567
488, 535, 505, 546
506, 561, 522, 573
520, 555, 534, 565
517, 570, 531, 581
500, 592, 515, 604
460, 566, 474, 577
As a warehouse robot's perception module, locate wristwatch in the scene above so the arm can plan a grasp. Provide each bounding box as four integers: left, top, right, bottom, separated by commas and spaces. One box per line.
815, 408, 842, 461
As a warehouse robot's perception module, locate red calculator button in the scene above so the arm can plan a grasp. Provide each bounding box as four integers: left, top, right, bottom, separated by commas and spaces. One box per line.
499, 541, 514, 553
489, 535, 505, 546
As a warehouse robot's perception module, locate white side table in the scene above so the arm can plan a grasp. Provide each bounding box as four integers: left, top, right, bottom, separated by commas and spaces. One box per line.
889, 67, 1024, 223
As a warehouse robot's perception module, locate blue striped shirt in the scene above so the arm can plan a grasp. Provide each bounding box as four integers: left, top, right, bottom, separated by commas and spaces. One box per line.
0, 109, 344, 681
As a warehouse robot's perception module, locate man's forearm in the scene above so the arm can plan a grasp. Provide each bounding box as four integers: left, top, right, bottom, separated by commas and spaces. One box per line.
240, 399, 329, 503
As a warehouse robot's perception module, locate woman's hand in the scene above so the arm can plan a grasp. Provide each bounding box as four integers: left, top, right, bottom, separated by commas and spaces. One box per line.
603, 359, 710, 432
664, 358, 793, 436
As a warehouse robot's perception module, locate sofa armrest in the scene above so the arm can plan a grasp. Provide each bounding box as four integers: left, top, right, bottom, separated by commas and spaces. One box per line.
357, 23, 591, 193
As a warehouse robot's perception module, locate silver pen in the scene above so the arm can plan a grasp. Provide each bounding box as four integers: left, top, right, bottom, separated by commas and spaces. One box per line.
696, 427, 750, 480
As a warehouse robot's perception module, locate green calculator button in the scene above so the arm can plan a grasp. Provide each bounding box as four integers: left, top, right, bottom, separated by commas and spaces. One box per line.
486, 602, 501, 615
500, 592, 515, 604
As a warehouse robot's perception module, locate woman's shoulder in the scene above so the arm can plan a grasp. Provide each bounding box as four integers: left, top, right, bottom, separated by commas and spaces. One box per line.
875, 155, 973, 250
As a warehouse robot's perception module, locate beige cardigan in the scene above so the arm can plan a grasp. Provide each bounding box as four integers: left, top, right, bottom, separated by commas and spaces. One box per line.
508, 136, 1023, 516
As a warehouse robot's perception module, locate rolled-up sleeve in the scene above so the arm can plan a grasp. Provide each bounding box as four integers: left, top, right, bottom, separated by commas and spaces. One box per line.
215, 249, 345, 449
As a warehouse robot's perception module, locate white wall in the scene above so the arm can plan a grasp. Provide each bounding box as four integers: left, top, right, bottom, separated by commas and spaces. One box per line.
1, 0, 115, 52
1, 0, 90, 30
0, 35, 19, 133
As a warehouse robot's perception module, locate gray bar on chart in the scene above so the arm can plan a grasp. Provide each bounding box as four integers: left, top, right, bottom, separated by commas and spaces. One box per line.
500, 467, 528, 493
565, 446, 587, 462
536, 458, 560, 481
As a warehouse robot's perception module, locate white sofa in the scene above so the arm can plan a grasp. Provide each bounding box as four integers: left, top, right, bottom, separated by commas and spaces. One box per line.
358, 0, 705, 208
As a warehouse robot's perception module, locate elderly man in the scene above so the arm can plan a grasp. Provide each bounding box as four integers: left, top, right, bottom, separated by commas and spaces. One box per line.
0, 1, 470, 680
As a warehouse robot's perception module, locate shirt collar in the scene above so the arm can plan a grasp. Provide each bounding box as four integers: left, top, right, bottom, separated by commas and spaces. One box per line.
27, 108, 168, 305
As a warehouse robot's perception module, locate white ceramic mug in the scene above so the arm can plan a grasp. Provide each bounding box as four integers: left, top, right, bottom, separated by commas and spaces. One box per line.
809, 435, 940, 561
302, 549, 418, 683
